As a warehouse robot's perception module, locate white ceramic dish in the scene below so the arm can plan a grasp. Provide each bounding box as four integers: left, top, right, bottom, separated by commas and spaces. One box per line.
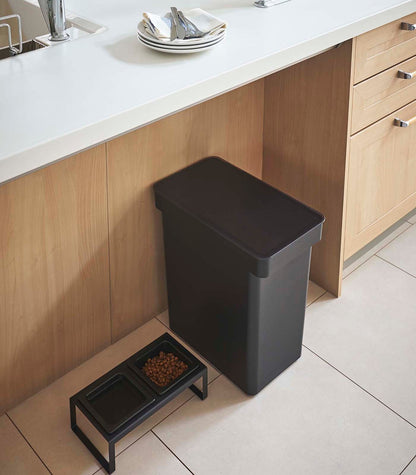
138, 33, 223, 49
137, 21, 225, 46
137, 31, 223, 47
138, 34, 224, 53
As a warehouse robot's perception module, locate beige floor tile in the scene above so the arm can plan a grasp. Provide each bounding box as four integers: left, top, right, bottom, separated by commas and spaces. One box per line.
377, 224, 416, 277
96, 432, 190, 475
154, 349, 416, 475
305, 256, 416, 425
343, 221, 411, 278
306, 280, 325, 306
0, 414, 48, 475
403, 456, 416, 474
8, 318, 218, 475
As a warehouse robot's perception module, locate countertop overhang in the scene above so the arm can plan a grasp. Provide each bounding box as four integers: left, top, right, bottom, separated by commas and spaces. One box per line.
1, 0, 416, 184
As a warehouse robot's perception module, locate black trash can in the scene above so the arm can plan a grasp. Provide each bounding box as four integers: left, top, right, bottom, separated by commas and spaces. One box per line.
154, 157, 324, 395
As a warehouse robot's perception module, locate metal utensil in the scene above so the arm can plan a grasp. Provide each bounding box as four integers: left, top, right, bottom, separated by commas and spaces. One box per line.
177, 10, 206, 38
170, 7, 186, 40
170, 12, 177, 40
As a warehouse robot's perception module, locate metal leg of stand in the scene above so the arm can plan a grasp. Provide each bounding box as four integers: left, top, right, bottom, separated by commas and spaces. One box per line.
108, 442, 116, 474
70, 401, 116, 474
190, 368, 208, 400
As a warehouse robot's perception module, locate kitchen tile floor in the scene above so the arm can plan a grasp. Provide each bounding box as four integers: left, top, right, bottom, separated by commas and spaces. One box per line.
403, 457, 416, 475
3, 219, 416, 475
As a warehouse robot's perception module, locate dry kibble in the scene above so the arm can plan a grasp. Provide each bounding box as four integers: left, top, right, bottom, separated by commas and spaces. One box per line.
142, 351, 188, 387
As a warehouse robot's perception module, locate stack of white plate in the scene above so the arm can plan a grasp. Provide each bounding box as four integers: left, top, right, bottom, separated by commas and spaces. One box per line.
137, 21, 225, 54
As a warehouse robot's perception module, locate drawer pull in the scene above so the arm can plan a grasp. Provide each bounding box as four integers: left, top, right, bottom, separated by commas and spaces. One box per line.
401, 22, 416, 31
398, 69, 416, 79
394, 116, 416, 127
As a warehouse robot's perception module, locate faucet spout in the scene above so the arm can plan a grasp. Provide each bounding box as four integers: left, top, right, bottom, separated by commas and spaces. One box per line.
253, 0, 290, 7
38, 0, 69, 41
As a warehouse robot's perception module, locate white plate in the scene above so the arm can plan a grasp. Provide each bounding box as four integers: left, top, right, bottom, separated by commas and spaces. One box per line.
138, 35, 223, 54
138, 31, 223, 47
137, 21, 225, 46
138, 33, 223, 50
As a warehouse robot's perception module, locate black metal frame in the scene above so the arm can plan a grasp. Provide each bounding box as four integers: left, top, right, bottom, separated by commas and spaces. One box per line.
70, 333, 208, 474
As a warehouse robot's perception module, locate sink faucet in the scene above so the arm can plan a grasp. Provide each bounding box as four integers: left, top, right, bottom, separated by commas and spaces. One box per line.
38, 0, 69, 41
254, 0, 290, 7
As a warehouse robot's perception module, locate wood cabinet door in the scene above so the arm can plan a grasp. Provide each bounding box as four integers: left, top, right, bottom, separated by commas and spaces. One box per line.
345, 100, 416, 258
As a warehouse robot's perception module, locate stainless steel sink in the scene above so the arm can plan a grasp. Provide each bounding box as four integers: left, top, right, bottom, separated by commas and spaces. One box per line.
0, 38, 44, 60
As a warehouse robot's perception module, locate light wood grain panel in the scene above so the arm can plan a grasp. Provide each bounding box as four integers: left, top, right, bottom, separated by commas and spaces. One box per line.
107, 81, 264, 341
352, 54, 416, 133
263, 41, 354, 297
354, 13, 416, 83
0, 145, 111, 412
345, 100, 416, 258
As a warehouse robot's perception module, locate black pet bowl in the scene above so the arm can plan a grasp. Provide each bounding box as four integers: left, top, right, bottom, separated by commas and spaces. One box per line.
127, 333, 199, 395
70, 332, 208, 474
79, 372, 155, 434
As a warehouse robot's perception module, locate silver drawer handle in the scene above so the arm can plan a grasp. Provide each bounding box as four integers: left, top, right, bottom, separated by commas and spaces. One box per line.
394, 116, 416, 127
397, 69, 416, 79
401, 22, 416, 31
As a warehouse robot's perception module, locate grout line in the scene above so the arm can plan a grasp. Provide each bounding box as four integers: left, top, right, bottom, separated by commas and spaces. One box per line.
155, 314, 170, 329
5, 413, 53, 474
302, 346, 416, 430
306, 290, 327, 307
376, 255, 416, 280
342, 253, 375, 281
208, 373, 222, 385
91, 372, 222, 474
150, 394, 196, 429
154, 315, 223, 377
343, 222, 412, 281
151, 373, 222, 433
90, 430, 151, 475
104, 142, 114, 344
399, 454, 416, 475
152, 430, 195, 474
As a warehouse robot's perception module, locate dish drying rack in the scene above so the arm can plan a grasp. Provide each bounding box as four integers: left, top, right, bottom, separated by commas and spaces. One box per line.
0, 14, 23, 55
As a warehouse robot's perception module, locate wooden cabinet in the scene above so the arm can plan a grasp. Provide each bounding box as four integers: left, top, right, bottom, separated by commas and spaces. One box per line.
0, 82, 264, 412
354, 13, 416, 83
2, 11, 416, 412
352, 54, 416, 133
263, 42, 353, 297
345, 13, 416, 259
345, 100, 416, 258
0, 146, 111, 413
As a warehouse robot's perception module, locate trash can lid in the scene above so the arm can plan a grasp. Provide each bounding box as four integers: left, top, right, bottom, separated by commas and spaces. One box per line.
154, 157, 324, 260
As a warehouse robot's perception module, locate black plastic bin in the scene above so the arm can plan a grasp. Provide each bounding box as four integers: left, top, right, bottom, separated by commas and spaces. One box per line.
154, 157, 324, 395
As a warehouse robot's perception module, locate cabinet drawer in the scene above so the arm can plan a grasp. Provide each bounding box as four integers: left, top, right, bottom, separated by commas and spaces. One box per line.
352, 55, 416, 133
345, 100, 416, 258
354, 13, 416, 84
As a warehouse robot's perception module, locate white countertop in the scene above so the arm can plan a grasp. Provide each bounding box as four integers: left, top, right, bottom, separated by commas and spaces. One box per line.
1, 0, 416, 184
